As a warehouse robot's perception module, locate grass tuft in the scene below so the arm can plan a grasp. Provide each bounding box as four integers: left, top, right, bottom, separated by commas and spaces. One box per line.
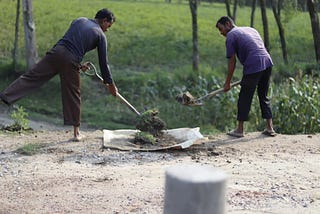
15, 143, 46, 156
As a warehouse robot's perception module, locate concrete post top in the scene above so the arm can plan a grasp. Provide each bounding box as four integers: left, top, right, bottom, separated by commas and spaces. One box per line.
165, 164, 227, 183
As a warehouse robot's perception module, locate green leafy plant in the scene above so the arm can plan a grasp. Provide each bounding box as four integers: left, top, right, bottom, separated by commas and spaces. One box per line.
135, 109, 166, 137
272, 76, 320, 134
134, 132, 157, 145
7, 106, 31, 131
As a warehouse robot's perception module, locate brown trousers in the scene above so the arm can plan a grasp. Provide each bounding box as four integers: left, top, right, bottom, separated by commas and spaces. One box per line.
0, 45, 82, 126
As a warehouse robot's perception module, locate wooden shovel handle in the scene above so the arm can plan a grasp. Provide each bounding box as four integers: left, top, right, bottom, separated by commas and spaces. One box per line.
116, 93, 141, 116
197, 80, 241, 101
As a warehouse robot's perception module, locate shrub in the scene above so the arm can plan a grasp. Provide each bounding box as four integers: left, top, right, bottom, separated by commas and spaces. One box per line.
272, 76, 320, 134
5, 106, 31, 132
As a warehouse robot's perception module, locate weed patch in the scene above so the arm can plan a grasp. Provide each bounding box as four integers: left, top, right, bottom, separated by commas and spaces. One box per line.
15, 143, 46, 156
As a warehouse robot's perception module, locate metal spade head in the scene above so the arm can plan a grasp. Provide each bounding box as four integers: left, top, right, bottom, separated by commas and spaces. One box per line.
176, 91, 203, 107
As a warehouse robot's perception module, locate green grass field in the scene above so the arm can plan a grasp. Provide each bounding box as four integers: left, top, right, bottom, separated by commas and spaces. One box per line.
0, 0, 319, 134
1, 0, 315, 69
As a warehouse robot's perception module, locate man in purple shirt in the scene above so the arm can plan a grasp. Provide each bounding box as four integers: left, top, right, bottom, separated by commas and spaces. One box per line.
216, 16, 276, 137
0, 8, 117, 141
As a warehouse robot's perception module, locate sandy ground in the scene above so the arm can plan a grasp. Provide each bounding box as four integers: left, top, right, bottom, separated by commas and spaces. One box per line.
1, 109, 320, 214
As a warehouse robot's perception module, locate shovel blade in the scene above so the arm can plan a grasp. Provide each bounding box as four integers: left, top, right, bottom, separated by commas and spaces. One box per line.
176, 92, 203, 107
186, 101, 203, 107
176, 91, 202, 106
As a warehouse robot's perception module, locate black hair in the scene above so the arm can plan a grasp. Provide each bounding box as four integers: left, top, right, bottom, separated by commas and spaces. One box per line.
216, 16, 234, 28
95, 8, 116, 23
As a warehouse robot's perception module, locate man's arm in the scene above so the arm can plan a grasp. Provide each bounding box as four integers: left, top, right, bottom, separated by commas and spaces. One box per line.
224, 54, 236, 92
96, 34, 117, 96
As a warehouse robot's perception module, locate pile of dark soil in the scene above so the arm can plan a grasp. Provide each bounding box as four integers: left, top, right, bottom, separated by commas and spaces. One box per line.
134, 109, 176, 145
132, 132, 185, 148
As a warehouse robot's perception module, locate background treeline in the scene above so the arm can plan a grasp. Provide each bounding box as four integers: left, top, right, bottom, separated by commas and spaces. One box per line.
167, 0, 317, 10
0, 0, 319, 134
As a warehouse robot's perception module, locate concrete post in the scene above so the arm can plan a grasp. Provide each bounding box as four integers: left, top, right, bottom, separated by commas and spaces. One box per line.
163, 165, 227, 214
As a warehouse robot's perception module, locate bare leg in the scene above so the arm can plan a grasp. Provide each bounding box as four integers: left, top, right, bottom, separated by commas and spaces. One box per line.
266, 119, 275, 132
227, 120, 245, 137
237, 121, 244, 133
261, 119, 277, 136
72, 126, 85, 141
74, 126, 79, 139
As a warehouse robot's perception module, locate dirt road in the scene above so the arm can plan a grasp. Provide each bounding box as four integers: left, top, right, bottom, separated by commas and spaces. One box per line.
1, 114, 320, 214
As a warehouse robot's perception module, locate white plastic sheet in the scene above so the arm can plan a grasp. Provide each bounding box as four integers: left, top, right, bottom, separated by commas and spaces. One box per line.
103, 127, 204, 151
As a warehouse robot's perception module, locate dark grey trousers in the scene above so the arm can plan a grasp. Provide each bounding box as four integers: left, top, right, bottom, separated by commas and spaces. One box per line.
0, 45, 82, 126
237, 67, 273, 121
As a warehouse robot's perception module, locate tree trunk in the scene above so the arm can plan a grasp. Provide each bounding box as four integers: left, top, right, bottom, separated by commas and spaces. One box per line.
250, 0, 257, 27
260, 0, 270, 52
232, 0, 238, 23
307, 0, 320, 62
13, 0, 21, 72
271, 0, 288, 64
225, 0, 232, 18
22, 0, 38, 69
189, 0, 199, 72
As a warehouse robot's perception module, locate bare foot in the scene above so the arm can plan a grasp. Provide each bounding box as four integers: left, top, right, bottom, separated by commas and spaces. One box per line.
69, 133, 86, 142
227, 129, 244, 138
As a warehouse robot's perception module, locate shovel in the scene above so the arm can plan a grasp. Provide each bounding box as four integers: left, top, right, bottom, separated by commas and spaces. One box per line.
116, 93, 141, 116
176, 80, 241, 107
81, 62, 141, 116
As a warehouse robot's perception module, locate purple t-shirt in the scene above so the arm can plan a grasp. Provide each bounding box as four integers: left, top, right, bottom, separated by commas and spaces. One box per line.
56, 17, 113, 84
226, 26, 273, 75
